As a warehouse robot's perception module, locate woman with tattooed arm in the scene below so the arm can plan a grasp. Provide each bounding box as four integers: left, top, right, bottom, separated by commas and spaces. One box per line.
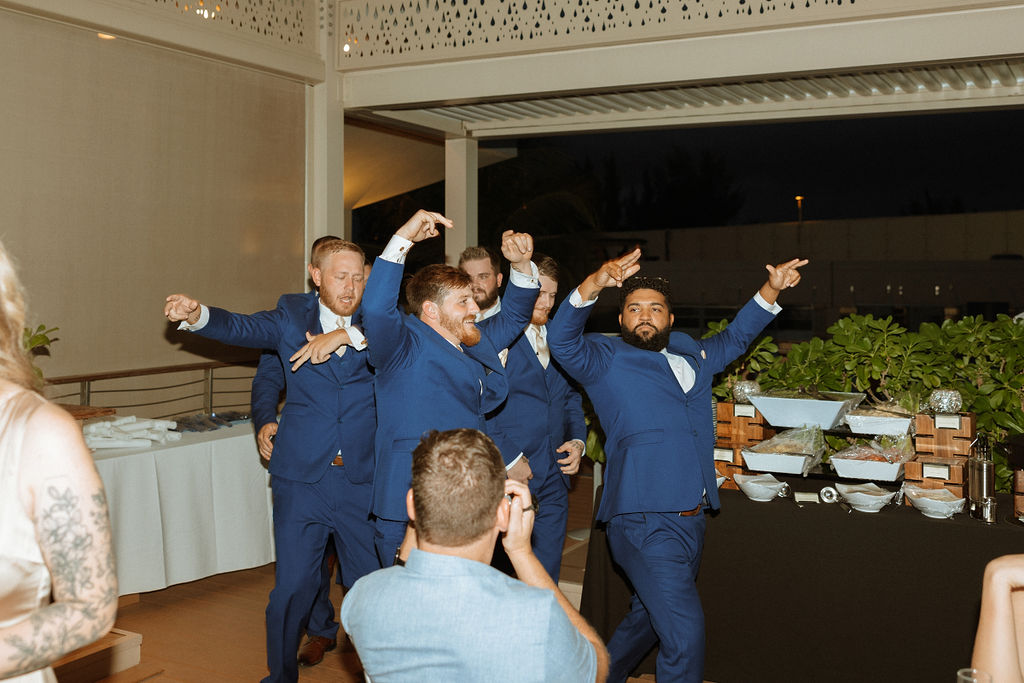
0, 240, 117, 682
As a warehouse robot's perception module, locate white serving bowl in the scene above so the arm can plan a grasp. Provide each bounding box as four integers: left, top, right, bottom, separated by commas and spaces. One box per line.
904, 485, 966, 519
717, 475, 726, 488
734, 473, 786, 502
836, 482, 897, 513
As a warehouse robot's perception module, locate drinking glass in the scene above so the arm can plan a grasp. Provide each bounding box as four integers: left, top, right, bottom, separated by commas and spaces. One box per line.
956, 668, 992, 683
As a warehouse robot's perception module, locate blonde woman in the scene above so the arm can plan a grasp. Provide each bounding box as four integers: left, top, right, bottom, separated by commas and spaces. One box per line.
0, 240, 117, 682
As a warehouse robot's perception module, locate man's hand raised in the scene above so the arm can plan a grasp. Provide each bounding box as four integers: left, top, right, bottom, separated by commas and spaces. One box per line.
164, 294, 201, 325
577, 247, 642, 302
760, 258, 809, 304
500, 229, 534, 273
395, 210, 453, 243
501, 479, 536, 559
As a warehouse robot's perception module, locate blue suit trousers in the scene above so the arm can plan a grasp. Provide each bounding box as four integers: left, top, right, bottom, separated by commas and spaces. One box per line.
605, 511, 707, 683
262, 465, 376, 683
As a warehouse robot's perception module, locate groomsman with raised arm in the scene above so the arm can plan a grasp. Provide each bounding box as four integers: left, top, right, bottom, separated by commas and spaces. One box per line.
163, 238, 377, 683
472, 252, 587, 582
358, 210, 540, 566
547, 248, 807, 683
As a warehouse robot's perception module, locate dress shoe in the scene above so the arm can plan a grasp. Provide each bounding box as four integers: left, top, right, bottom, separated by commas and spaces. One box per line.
297, 635, 336, 667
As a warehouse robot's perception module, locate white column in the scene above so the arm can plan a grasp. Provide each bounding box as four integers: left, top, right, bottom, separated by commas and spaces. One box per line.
305, 2, 345, 291
444, 137, 478, 265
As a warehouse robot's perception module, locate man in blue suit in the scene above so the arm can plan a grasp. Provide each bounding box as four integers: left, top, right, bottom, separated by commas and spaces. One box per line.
163, 238, 378, 683
479, 253, 587, 582
547, 248, 807, 683
248, 235, 358, 668
359, 210, 541, 567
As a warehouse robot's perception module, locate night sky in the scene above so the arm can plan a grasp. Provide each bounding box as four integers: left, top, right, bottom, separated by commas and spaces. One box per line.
509, 107, 1024, 226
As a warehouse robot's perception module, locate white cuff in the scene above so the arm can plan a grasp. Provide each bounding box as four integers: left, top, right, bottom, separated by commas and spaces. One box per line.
345, 325, 368, 351
177, 304, 210, 331
507, 260, 540, 289
569, 288, 598, 309
505, 452, 525, 470
381, 234, 414, 264
753, 292, 782, 315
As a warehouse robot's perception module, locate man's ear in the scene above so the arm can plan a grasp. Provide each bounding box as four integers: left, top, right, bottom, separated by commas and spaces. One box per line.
406, 489, 416, 523
495, 496, 510, 533
618, 313, 623, 328
422, 300, 439, 321
670, 312, 675, 327
310, 266, 323, 289
495, 272, 503, 289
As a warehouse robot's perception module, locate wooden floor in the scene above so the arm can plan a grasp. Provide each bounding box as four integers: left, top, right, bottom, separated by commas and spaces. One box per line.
102, 464, 599, 682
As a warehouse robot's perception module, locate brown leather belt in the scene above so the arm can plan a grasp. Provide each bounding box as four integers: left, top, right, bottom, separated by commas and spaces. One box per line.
331, 455, 344, 467
678, 504, 702, 517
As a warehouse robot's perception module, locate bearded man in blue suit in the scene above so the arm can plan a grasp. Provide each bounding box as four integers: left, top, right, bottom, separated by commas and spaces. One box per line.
163, 239, 378, 683
547, 248, 807, 683
481, 253, 587, 582
359, 210, 541, 567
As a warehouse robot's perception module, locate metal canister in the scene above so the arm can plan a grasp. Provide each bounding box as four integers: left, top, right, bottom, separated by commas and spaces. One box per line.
968, 436, 995, 522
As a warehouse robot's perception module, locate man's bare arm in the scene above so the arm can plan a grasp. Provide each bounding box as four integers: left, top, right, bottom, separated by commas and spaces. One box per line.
502, 480, 609, 683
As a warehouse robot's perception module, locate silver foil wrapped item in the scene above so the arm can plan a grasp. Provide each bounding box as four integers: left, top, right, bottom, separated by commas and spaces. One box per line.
733, 380, 761, 404
929, 389, 962, 414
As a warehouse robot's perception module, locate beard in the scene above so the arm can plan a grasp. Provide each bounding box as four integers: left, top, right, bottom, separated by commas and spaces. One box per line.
472, 285, 499, 311
621, 322, 670, 351
441, 311, 481, 347
530, 308, 550, 326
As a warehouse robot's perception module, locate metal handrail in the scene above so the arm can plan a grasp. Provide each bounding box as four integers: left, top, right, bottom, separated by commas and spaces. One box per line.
46, 357, 261, 420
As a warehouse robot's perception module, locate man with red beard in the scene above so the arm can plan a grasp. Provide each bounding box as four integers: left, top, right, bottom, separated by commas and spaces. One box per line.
548, 249, 807, 683
360, 210, 541, 567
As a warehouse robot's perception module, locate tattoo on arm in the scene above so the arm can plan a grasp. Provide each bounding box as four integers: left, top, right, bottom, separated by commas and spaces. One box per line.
1, 483, 117, 678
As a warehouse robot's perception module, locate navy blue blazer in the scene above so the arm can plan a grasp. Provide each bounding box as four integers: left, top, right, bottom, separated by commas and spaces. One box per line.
251, 351, 284, 430
194, 292, 376, 485
547, 296, 776, 521
360, 258, 538, 521
485, 326, 586, 488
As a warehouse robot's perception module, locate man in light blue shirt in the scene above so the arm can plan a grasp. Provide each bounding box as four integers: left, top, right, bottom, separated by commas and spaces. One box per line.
341, 428, 609, 683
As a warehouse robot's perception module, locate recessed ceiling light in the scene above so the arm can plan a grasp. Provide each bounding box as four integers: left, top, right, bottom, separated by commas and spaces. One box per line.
97, 33, 116, 40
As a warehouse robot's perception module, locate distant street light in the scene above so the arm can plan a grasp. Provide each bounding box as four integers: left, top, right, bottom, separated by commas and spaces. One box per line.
795, 195, 804, 226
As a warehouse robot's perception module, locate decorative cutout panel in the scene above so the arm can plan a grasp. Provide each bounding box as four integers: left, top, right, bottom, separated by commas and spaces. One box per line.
337, 0, 870, 67
144, 0, 311, 46
337, 0, 1007, 69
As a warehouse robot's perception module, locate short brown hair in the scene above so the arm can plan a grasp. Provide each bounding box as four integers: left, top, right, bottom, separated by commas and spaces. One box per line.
533, 252, 560, 283
311, 238, 365, 270
457, 246, 501, 273
405, 264, 471, 317
411, 429, 506, 547
309, 235, 341, 263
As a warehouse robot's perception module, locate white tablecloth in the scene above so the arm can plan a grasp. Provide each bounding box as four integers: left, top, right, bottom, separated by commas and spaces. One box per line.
92, 426, 275, 595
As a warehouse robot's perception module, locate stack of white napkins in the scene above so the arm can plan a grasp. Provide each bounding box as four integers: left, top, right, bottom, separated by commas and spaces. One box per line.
83, 415, 181, 449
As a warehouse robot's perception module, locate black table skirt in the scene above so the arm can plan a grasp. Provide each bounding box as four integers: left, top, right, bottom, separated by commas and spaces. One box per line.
580, 479, 1024, 682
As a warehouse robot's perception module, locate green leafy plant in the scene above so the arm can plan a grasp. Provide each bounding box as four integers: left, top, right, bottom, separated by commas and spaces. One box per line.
711, 312, 1024, 491
702, 319, 778, 401
23, 324, 58, 378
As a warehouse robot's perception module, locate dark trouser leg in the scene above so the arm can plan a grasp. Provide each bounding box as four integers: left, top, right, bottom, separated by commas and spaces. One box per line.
303, 538, 337, 640
373, 516, 408, 568
529, 472, 570, 583
262, 476, 333, 683
328, 466, 378, 585
605, 512, 707, 683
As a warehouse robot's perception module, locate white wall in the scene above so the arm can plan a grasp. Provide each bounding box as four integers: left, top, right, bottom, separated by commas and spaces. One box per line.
1, 10, 306, 377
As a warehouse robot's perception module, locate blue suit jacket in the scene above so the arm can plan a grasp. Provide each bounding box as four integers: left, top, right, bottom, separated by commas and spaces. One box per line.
195, 292, 376, 485
485, 326, 586, 489
547, 297, 775, 521
251, 351, 285, 430
360, 258, 537, 520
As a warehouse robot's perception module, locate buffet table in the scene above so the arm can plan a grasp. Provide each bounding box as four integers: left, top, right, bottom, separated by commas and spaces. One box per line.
92, 426, 275, 595
580, 479, 1023, 682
